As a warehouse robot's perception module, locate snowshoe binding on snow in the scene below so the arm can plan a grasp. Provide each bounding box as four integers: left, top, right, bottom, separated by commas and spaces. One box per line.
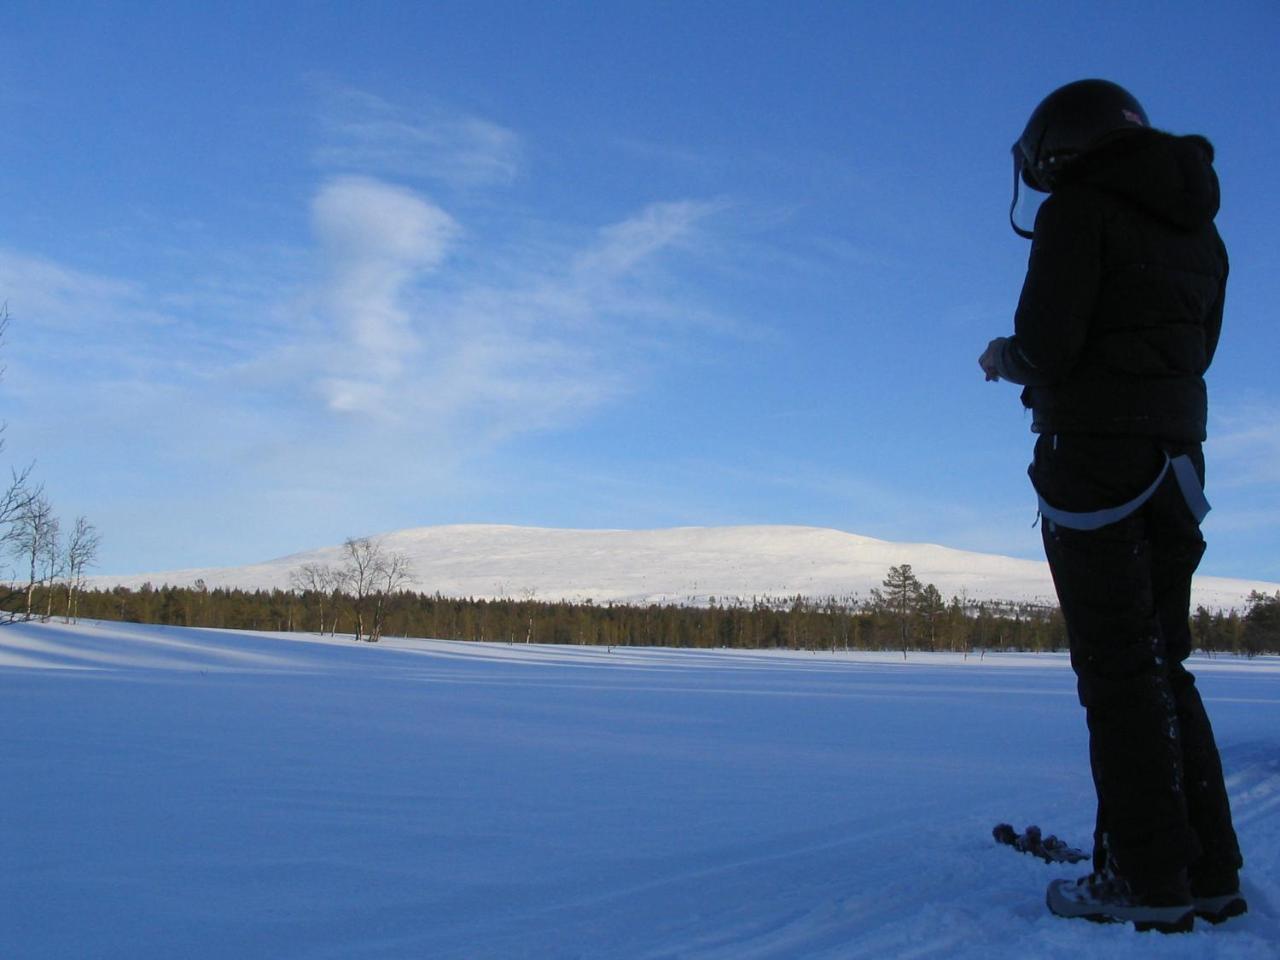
992, 823, 1089, 865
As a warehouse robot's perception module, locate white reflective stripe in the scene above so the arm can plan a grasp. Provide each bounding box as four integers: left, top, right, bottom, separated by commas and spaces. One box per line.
1035, 454, 1210, 531
1170, 454, 1212, 523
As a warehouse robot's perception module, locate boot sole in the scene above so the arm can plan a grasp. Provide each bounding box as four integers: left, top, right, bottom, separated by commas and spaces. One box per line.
1060, 911, 1195, 934
1135, 914, 1196, 934
1194, 893, 1247, 925
1046, 879, 1194, 933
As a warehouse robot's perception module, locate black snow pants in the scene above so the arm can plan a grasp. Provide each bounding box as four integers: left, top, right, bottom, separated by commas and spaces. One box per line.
1031, 433, 1242, 891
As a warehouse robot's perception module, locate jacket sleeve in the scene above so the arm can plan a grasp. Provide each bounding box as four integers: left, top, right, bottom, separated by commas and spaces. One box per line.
997, 191, 1102, 386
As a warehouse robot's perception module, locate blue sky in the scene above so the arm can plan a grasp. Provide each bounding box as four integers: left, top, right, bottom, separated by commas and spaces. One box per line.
2, 1, 1277, 581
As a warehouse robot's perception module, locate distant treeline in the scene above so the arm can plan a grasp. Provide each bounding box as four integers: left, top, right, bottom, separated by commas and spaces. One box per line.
7, 578, 1278, 656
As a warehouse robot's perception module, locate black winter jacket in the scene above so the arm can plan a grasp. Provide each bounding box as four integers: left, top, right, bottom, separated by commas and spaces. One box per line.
995, 129, 1226, 442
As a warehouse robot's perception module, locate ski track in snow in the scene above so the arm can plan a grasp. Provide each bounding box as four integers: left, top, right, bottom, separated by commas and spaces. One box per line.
1, 620, 1277, 959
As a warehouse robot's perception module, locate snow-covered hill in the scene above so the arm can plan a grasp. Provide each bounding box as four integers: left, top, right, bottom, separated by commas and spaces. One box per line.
91, 524, 1279, 610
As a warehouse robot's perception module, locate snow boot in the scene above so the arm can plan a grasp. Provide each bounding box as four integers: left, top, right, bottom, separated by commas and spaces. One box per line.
1191, 871, 1247, 924
1046, 867, 1194, 933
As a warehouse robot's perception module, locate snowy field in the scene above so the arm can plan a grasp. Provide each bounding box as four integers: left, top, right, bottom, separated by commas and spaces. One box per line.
2, 620, 1277, 959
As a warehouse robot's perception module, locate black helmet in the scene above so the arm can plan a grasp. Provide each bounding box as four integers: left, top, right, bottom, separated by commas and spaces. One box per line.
1009, 79, 1149, 237
1016, 79, 1149, 190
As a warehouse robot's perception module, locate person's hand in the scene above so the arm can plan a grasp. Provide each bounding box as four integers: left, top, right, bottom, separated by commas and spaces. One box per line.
979, 338, 1006, 382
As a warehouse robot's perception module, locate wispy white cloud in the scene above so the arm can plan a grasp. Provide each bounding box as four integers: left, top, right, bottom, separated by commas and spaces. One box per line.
312, 176, 458, 268
0, 250, 142, 332
572, 201, 717, 281
3, 184, 728, 469
1208, 401, 1280, 488
294, 89, 735, 434
295, 180, 723, 442
0, 247, 213, 398
1202, 401, 1280, 537
313, 85, 522, 188
309, 176, 459, 411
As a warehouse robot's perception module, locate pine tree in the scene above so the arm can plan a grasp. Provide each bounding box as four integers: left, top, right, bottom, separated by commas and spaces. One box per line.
876, 563, 922, 658
917, 583, 945, 651
1243, 591, 1280, 658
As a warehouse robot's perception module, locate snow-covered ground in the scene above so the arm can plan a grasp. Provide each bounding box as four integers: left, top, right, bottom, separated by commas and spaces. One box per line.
2, 619, 1276, 959
88, 523, 1280, 611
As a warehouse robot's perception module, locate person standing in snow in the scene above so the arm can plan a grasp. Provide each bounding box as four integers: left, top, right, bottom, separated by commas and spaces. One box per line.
979, 79, 1244, 933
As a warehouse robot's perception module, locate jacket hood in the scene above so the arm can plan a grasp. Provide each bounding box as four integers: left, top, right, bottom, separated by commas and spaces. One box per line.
1062, 129, 1220, 229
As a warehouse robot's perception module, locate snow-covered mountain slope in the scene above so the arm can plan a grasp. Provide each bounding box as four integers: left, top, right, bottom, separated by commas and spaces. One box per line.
91, 524, 1279, 610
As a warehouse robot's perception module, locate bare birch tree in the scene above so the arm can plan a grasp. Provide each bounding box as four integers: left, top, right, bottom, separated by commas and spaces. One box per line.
0, 466, 37, 552
370, 550, 413, 643
12, 494, 58, 619
337, 537, 413, 642
328, 567, 351, 635
64, 516, 101, 623
41, 519, 64, 621
341, 537, 382, 642
290, 561, 339, 635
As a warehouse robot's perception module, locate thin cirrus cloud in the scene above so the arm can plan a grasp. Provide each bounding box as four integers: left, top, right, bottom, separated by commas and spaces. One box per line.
312, 86, 522, 188
572, 200, 721, 285
300, 169, 723, 442
298, 87, 733, 440
0, 251, 138, 334
0, 247, 214, 395
1209, 402, 1280, 491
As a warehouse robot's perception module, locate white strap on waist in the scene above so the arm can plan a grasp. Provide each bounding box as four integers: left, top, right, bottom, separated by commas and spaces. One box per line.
1035, 453, 1210, 531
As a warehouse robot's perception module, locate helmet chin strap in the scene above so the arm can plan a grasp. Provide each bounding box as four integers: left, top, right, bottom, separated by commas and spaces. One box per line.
1009, 151, 1037, 239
